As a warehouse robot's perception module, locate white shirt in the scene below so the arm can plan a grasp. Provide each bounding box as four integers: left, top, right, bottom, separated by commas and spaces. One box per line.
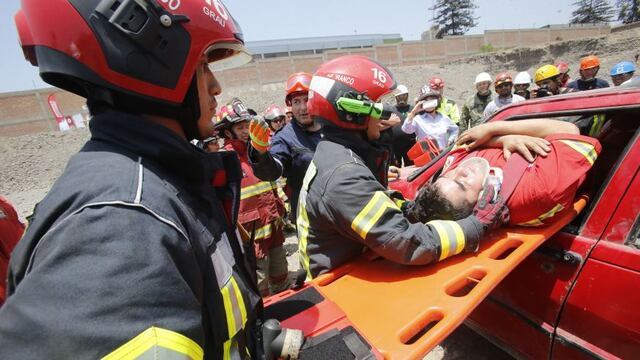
482, 94, 525, 120
401, 111, 459, 149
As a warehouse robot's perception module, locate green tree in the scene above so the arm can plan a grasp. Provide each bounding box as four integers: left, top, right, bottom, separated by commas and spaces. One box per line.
570, 0, 614, 24
617, 0, 640, 23
430, 0, 478, 39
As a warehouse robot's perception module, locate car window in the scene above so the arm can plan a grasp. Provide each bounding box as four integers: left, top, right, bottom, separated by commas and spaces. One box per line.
627, 214, 640, 249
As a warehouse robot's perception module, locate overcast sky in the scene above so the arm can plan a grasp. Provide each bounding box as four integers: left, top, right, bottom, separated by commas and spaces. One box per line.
0, 0, 584, 93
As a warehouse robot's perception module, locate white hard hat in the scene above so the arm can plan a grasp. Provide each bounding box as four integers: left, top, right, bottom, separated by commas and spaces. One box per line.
396, 84, 409, 96
474, 72, 492, 84
514, 71, 532, 85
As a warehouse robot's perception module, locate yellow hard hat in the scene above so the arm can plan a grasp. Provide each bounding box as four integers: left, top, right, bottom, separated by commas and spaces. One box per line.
535, 65, 561, 83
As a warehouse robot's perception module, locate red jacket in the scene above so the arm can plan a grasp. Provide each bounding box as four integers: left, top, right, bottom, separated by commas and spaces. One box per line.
442, 134, 601, 226
223, 139, 285, 230
0, 196, 24, 305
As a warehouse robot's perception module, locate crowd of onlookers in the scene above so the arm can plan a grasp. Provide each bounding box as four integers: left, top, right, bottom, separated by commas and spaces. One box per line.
186, 55, 637, 296
205, 55, 637, 170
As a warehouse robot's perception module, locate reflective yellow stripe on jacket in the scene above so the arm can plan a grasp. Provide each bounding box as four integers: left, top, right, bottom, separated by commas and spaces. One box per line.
102, 327, 204, 360
240, 181, 277, 200
559, 139, 598, 165
221, 276, 248, 360
427, 220, 466, 261
588, 114, 606, 137
517, 203, 565, 227
254, 223, 273, 241
297, 162, 318, 280
351, 191, 400, 239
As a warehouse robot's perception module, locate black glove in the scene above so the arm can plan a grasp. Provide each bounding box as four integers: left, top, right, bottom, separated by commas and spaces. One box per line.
473, 184, 510, 232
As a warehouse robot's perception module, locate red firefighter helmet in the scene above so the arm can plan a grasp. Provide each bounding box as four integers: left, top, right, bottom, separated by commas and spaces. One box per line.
307, 55, 397, 130
15, 0, 250, 138
263, 104, 286, 122
429, 76, 445, 90
285, 72, 312, 105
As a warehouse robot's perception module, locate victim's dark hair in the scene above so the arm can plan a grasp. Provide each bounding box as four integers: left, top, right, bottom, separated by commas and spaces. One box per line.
406, 183, 474, 223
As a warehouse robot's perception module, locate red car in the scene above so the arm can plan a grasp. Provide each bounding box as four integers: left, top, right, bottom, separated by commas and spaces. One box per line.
397, 82, 640, 359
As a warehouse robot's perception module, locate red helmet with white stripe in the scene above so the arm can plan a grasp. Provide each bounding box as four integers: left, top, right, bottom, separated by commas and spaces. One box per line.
15, 0, 250, 138
307, 55, 397, 130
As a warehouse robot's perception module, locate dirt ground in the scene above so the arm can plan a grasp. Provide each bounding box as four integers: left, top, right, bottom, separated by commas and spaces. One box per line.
2, 27, 639, 358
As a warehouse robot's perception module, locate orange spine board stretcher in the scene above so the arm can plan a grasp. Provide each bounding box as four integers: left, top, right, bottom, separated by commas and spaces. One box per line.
306, 197, 587, 360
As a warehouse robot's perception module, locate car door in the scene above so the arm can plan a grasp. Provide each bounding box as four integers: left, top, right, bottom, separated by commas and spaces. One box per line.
551, 132, 640, 359
466, 111, 639, 359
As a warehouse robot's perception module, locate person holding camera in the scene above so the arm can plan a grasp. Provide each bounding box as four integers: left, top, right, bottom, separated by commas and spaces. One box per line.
402, 86, 459, 151
533, 65, 576, 98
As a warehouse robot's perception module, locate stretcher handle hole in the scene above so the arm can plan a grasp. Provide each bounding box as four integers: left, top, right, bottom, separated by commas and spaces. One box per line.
488, 239, 524, 260
399, 308, 444, 345
444, 268, 487, 297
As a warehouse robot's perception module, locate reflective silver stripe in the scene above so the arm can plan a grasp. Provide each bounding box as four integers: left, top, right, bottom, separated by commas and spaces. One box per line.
135, 157, 143, 204
253, 223, 273, 240
225, 280, 244, 336
223, 338, 242, 360
102, 327, 203, 360
559, 139, 597, 165
26, 200, 190, 276
351, 191, 400, 240
241, 181, 276, 200
297, 162, 317, 280
429, 220, 466, 261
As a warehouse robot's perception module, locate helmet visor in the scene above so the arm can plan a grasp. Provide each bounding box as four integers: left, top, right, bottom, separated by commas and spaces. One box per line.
286, 74, 312, 93
206, 42, 252, 72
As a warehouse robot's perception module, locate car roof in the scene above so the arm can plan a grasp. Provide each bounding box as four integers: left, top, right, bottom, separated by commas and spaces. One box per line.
490, 82, 640, 121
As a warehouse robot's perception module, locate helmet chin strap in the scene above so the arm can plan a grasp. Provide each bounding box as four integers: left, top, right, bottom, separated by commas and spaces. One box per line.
176, 76, 201, 140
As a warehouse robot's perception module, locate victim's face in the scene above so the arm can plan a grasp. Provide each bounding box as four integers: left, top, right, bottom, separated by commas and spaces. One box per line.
433, 157, 490, 209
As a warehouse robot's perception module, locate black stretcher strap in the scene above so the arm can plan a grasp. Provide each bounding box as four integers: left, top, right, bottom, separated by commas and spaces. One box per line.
263, 286, 325, 321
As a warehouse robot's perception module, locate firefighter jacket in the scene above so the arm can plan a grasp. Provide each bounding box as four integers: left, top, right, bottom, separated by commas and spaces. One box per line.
0, 111, 262, 360
436, 97, 461, 124
296, 127, 484, 279
249, 119, 321, 220
460, 92, 493, 133
224, 139, 285, 257
390, 103, 417, 166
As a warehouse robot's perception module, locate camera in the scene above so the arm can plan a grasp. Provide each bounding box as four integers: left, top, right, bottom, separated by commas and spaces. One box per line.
536, 86, 550, 98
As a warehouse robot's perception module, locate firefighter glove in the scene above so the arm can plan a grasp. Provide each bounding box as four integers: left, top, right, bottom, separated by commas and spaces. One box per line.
473, 184, 510, 232
249, 117, 271, 153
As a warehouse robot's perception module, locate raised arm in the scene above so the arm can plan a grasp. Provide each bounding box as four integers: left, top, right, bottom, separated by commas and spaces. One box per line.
457, 119, 579, 150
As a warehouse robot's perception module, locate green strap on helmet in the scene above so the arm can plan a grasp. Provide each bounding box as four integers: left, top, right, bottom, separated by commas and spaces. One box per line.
336, 97, 391, 120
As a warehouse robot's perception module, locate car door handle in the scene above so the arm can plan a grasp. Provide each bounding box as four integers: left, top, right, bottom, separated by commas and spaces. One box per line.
535, 246, 583, 265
